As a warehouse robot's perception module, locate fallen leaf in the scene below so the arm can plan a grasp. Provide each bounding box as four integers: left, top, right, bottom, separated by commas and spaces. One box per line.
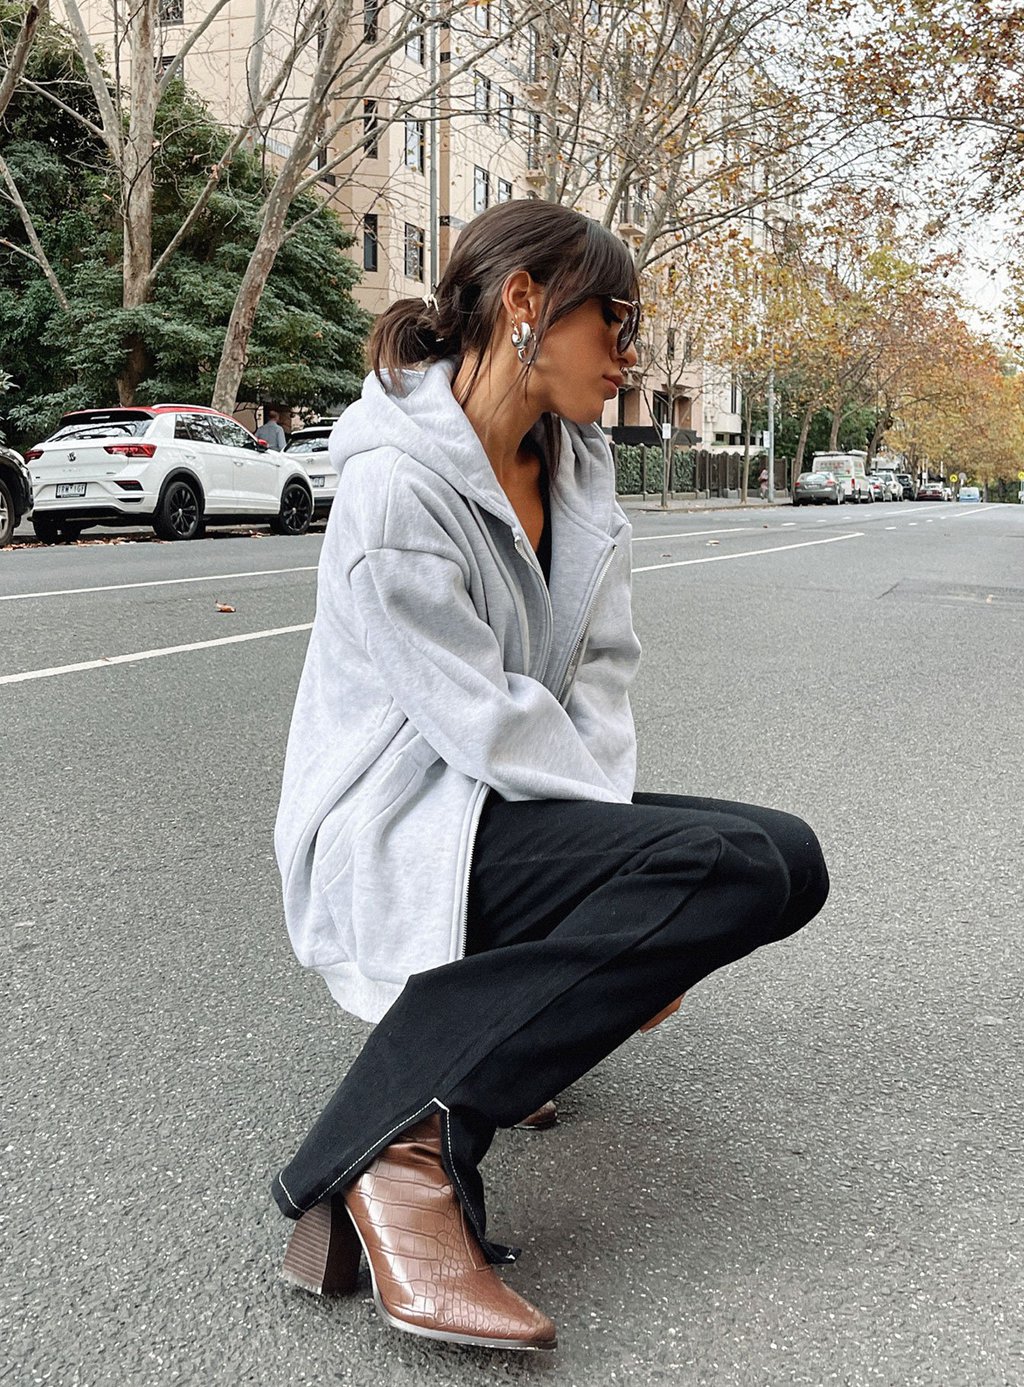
706, 540, 720, 546
216, 603, 235, 613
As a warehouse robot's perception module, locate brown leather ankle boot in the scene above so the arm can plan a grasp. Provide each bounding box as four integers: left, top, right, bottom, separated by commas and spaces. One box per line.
513, 1100, 558, 1130
343, 1113, 556, 1351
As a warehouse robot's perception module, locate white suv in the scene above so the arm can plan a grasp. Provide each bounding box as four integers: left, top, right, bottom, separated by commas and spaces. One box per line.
26, 405, 315, 543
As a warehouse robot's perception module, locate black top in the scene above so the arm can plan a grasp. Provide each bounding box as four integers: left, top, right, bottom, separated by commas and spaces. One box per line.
536, 460, 552, 585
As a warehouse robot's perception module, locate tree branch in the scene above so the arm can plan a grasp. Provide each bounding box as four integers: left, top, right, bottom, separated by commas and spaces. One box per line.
0, 154, 71, 311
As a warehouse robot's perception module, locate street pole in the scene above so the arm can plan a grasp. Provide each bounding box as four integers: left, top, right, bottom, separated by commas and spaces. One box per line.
428, 0, 439, 291
766, 364, 775, 503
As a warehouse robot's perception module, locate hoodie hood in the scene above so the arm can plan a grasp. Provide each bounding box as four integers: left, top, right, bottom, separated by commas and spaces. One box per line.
329, 360, 617, 536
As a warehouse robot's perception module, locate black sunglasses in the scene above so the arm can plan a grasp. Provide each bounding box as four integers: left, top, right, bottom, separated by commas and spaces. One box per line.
602, 297, 642, 354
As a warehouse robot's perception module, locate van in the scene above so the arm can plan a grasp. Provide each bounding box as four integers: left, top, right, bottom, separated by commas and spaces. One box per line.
811, 451, 869, 502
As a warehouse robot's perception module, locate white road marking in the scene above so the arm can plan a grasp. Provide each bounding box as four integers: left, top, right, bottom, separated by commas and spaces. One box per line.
782, 522, 797, 527
0, 624, 313, 686
631, 527, 747, 542
0, 564, 319, 603
632, 531, 863, 573
11, 509, 978, 685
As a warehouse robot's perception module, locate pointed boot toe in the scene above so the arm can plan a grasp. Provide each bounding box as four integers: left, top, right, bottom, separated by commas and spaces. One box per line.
344, 1114, 556, 1351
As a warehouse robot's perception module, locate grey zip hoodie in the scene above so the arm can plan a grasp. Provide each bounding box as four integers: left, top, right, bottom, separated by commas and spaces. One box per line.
274, 360, 642, 1021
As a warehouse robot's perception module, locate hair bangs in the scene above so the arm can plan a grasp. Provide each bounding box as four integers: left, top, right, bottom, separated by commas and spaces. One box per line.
542, 220, 639, 333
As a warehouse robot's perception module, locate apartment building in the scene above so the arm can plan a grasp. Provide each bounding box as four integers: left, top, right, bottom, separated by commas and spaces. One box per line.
75, 0, 784, 451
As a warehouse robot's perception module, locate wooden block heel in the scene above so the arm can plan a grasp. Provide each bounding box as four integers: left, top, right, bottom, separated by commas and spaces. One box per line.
281, 1198, 361, 1296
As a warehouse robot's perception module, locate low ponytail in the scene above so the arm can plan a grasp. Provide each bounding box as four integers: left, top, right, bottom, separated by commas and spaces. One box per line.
369, 297, 456, 390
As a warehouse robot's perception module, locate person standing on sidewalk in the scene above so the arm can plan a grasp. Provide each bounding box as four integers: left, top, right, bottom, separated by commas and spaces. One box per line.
271, 199, 829, 1352
256, 408, 287, 451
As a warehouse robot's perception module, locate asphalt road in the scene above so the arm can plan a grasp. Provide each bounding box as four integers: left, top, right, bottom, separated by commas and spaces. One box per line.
2, 499, 1022, 1386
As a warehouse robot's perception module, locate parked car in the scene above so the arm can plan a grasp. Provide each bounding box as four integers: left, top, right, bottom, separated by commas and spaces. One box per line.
25, 405, 315, 542
915, 479, 946, 501
897, 472, 914, 499
863, 475, 884, 503
792, 470, 845, 505
0, 441, 33, 547
957, 485, 982, 503
283, 423, 338, 518
870, 469, 903, 501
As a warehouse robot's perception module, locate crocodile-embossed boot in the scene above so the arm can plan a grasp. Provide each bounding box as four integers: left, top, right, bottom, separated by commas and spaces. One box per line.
343, 1114, 557, 1350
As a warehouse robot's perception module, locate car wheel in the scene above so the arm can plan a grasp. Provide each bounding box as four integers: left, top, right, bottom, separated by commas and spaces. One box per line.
271, 480, 313, 535
154, 479, 204, 540
0, 478, 15, 547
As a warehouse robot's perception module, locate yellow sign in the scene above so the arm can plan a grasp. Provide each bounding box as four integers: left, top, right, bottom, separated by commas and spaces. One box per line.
1019, 471, 1024, 482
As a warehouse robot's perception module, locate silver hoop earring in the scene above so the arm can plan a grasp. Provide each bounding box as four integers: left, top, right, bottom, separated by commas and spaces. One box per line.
510, 319, 534, 364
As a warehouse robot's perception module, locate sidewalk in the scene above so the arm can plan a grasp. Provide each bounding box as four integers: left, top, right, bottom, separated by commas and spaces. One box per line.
617, 493, 790, 514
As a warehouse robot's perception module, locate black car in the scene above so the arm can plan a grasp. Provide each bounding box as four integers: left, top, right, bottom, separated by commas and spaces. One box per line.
0, 442, 33, 546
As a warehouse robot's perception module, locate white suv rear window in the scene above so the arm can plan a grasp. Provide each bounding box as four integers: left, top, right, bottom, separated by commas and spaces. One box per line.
49, 416, 154, 442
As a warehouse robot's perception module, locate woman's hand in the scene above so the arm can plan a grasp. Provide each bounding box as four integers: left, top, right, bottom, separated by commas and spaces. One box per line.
638, 994, 685, 1033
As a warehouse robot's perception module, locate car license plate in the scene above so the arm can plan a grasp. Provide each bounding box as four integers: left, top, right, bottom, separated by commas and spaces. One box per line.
56, 483, 87, 498
310, 475, 325, 488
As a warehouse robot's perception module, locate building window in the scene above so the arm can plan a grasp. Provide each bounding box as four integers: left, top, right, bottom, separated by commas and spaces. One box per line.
157, 53, 182, 78
405, 18, 425, 63
666, 328, 676, 360
404, 223, 425, 280
405, 118, 425, 173
363, 99, 380, 157
528, 112, 542, 169
473, 166, 490, 213
729, 374, 739, 414
497, 177, 513, 203
159, 0, 184, 23
683, 331, 694, 362
652, 391, 669, 428
497, 87, 514, 137
474, 71, 491, 122
475, 0, 491, 29
363, 0, 380, 42
526, 25, 539, 81
363, 213, 379, 272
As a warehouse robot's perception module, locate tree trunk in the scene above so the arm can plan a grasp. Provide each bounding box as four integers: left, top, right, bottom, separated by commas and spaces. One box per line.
211, 7, 347, 411
211, 188, 293, 412
116, 0, 158, 404
828, 387, 843, 450
865, 410, 887, 464
793, 401, 814, 475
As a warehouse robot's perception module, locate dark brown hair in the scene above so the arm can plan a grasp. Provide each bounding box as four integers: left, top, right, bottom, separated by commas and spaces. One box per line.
369, 200, 639, 399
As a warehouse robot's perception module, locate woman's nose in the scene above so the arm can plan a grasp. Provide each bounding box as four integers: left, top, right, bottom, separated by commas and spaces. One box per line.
619, 339, 639, 368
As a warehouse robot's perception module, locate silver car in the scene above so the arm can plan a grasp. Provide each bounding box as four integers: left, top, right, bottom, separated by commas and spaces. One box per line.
792, 470, 844, 506
870, 470, 903, 501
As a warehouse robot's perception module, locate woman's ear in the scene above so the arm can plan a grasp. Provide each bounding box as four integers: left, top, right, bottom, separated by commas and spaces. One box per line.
502, 271, 542, 324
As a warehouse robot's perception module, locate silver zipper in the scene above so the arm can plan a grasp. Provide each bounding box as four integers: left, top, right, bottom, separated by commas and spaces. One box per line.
558, 544, 616, 704
512, 529, 554, 679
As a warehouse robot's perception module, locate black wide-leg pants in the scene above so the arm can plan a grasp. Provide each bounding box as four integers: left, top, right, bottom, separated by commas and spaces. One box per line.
273, 792, 829, 1260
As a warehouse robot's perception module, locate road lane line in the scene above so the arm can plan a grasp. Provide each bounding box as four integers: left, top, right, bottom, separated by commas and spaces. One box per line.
1, 530, 869, 685
0, 564, 319, 603
0, 623, 313, 686
632, 531, 863, 573
631, 527, 747, 542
